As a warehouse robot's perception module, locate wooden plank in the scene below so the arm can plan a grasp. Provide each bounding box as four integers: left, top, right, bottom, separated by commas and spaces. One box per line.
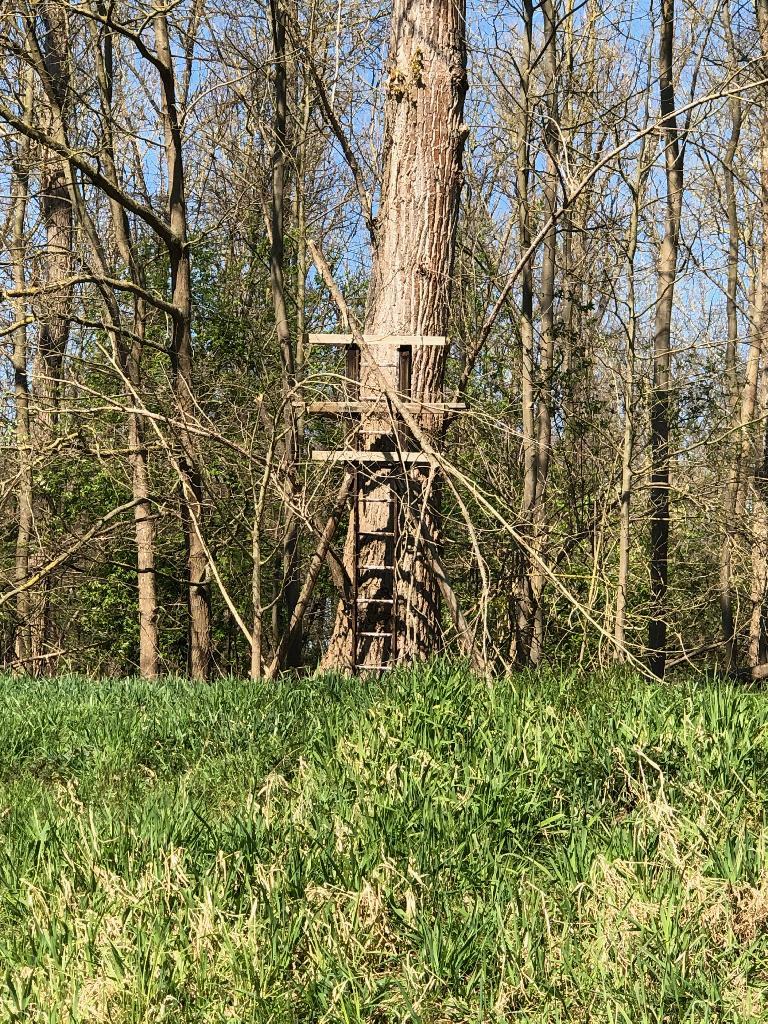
300, 400, 467, 415
311, 450, 437, 464
306, 333, 447, 347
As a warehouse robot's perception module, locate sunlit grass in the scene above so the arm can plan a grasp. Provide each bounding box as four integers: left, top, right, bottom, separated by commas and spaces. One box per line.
1, 664, 768, 1021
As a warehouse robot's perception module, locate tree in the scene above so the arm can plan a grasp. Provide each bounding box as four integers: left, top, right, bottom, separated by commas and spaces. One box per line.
322, 0, 468, 670
648, 0, 684, 679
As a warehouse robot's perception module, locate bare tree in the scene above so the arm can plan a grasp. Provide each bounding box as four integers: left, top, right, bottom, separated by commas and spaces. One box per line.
8, 62, 34, 669
648, 0, 684, 679
719, 0, 743, 673
268, 0, 301, 668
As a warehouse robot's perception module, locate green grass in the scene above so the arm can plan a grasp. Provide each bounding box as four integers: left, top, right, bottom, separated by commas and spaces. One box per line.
2, 664, 768, 1022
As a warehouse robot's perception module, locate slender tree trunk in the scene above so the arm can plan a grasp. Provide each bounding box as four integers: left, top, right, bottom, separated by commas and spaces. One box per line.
749, 145, 768, 668
719, 11, 743, 671
251, 428, 278, 679
128, 363, 160, 679
295, 47, 311, 392
155, 11, 211, 679
323, 0, 468, 670
746, 0, 768, 673
36, 4, 71, 428
648, 0, 683, 679
750, 316, 768, 668
269, 0, 301, 669
10, 70, 34, 669
95, 18, 160, 679
289, 32, 312, 666
615, 170, 643, 653
616, 94, 652, 654
31, 3, 73, 670
171, 250, 211, 681
738, 251, 763, 668
514, 0, 537, 665
528, 0, 559, 665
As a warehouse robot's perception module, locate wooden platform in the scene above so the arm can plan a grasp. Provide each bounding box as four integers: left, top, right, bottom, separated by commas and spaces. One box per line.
311, 450, 437, 464
306, 333, 447, 347
297, 400, 466, 416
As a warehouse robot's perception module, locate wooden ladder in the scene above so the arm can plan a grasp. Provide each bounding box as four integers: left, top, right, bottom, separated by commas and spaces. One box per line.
303, 332, 462, 674
351, 464, 403, 673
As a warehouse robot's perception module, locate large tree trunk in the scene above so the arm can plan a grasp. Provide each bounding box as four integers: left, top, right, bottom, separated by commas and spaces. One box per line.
324, 0, 468, 671
648, 0, 683, 679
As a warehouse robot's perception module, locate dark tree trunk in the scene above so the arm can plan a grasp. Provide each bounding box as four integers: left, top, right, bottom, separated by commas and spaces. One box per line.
155, 11, 211, 679
269, 0, 301, 669
648, 0, 683, 679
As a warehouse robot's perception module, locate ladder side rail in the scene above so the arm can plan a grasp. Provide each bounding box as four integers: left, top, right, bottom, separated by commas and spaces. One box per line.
352, 462, 360, 674
392, 468, 401, 665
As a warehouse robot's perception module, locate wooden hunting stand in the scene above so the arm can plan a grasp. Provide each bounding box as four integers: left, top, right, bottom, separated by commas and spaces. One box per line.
304, 333, 464, 673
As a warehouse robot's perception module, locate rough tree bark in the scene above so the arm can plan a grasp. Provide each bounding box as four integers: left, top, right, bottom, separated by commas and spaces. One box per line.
648, 0, 683, 679
323, 0, 468, 671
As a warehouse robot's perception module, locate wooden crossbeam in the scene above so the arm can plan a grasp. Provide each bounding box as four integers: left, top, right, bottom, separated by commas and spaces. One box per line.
306, 333, 447, 347
311, 450, 437, 464
297, 400, 467, 416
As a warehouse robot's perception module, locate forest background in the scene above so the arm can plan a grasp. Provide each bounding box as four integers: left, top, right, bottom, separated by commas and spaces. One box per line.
0, 0, 765, 681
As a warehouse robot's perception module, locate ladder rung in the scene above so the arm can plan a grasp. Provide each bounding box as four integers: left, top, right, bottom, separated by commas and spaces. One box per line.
357, 597, 395, 604
358, 564, 395, 571
358, 631, 394, 638
358, 530, 396, 537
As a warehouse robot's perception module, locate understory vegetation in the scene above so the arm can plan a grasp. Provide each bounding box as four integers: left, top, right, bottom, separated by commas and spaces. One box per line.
2, 664, 768, 1022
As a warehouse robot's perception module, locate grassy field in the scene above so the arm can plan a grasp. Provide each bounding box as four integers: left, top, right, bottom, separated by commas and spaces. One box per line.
2, 665, 768, 1022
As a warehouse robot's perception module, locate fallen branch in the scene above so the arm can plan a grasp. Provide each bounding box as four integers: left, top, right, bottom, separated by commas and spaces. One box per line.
0, 499, 140, 607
